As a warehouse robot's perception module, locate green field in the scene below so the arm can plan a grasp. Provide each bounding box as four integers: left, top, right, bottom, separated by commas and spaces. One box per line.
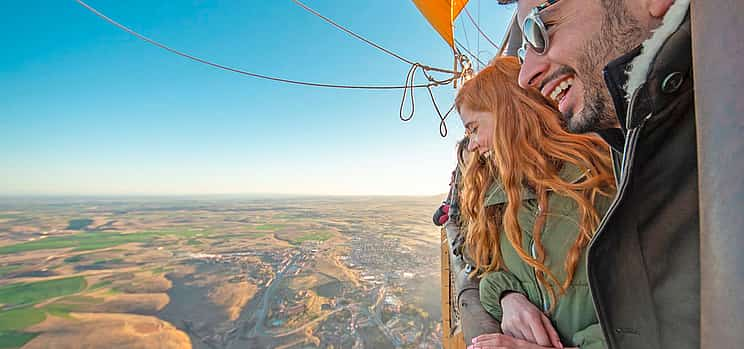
255, 224, 284, 231
0, 307, 46, 332
91, 258, 123, 265
209, 232, 266, 241
41, 304, 76, 319
0, 276, 86, 307
89, 280, 113, 290
56, 295, 103, 305
0, 277, 92, 333
0, 266, 20, 278
292, 231, 334, 245
0, 331, 38, 349
0, 230, 206, 255
63, 255, 84, 263
151, 266, 174, 275
42, 296, 102, 318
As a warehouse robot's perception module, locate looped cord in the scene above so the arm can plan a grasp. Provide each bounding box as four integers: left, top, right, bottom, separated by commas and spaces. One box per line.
399, 64, 421, 122
425, 85, 456, 138
400, 63, 459, 136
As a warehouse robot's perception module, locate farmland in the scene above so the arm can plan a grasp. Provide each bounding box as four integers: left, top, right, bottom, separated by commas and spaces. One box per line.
0, 196, 443, 348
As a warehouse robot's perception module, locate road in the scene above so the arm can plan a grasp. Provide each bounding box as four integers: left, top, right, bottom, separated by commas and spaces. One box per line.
269, 306, 349, 337
247, 254, 298, 337
364, 285, 401, 347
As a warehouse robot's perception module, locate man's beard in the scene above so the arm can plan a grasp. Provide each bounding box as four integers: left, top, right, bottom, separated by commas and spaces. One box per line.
565, 2, 646, 133
565, 68, 614, 133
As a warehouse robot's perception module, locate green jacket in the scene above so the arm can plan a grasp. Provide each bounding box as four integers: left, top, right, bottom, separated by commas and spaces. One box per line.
478, 164, 612, 349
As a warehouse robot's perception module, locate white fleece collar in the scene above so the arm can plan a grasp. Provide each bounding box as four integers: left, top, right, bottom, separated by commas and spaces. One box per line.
624, 0, 691, 102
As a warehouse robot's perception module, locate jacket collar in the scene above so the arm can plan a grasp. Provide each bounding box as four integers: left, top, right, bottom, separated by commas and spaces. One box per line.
595, 125, 626, 153
603, 0, 692, 131
484, 163, 587, 206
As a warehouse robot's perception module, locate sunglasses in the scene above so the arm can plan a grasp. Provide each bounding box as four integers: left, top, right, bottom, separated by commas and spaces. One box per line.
517, 0, 562, 62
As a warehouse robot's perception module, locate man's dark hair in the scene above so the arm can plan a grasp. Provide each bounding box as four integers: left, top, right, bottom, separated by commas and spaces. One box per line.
496, 0, 516, 4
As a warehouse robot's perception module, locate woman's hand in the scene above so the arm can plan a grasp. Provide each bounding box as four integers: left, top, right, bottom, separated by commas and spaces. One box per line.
468, 333, 577, 349
500, 292, 563, 348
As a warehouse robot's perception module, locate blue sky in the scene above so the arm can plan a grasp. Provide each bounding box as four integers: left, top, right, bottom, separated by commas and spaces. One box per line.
1, 0, 514, 196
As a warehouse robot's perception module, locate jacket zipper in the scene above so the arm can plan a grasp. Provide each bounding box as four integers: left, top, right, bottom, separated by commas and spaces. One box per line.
587, 87, 651, 345
586, 128, 639, 346
530, 239, 549, 312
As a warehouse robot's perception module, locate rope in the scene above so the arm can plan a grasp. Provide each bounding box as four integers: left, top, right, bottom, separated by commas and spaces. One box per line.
75, 0, 445, 90
463, 7, 499, 50
399, 64, 457, 123
455, 39, 486, 68
420, 69, 457, 137
426, 86, 456, 138
460, 16, 472, 55
290, 0, 459, 75
291, 0, 412, 65
76, 0, 460, 136
289, 0, 466, 136
399, 64, 420, 122
476, 1, 481, 70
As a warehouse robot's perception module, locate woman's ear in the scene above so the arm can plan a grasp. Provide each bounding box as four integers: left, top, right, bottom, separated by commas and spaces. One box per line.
648, 0, 674, 18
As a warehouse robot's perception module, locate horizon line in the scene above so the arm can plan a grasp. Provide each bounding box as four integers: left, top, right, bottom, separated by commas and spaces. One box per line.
0, 192, 447, 199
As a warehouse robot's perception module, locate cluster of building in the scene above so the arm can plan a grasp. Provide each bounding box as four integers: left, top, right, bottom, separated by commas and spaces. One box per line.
269, 289, 312, 326
188, 249, 302, 287
186, 225, 443, 348
315, 310, 357, 347
343, 234, 425, 286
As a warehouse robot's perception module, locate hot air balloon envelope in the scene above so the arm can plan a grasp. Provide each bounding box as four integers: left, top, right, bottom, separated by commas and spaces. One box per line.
412, 0, 469, 49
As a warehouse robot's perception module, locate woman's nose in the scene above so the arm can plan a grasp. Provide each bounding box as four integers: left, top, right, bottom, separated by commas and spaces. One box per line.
467, 141, 478, 152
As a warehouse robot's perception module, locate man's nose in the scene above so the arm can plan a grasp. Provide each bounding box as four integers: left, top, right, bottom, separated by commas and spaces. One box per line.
518, 48, 549, 90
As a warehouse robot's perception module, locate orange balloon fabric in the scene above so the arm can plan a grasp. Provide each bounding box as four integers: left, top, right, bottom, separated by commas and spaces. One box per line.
411, 0, 469, 49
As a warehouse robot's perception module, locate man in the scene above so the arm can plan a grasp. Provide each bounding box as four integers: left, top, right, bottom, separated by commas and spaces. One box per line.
469, 0, 698, 349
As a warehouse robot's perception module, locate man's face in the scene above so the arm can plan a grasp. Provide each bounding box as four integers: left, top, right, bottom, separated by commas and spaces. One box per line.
459, 107, 495, 156
516, 0, 645, 133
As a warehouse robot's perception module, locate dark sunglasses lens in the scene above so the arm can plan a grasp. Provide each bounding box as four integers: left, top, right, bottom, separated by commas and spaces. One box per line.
523, 18, 546, 53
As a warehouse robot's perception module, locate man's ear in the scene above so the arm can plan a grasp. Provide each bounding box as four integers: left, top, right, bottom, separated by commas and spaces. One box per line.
648, 0, 674, 18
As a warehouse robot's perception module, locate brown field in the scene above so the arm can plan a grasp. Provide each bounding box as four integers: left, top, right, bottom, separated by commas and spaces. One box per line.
0, 196, 442, 349
114, 272, 172, 293
24, 312, 191, 349
288, 274, 334, 291
315, 252, 359, 287
51, 292, 171, 314
208, 281, 257, 321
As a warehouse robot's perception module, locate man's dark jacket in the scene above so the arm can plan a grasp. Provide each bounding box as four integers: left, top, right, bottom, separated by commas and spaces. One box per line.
589, 5, 700, 349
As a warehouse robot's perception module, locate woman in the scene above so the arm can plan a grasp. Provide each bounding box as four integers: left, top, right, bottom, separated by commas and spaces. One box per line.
457, 57, 616, 349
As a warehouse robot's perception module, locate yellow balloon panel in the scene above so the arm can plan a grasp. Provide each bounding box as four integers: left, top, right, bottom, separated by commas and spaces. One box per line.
412, 0, 469, 49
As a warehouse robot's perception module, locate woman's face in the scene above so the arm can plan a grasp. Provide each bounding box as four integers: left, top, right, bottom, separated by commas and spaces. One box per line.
459, 106, 495, 156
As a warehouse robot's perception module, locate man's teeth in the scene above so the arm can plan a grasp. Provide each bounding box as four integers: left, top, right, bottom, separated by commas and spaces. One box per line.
549, 78, 574, 102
